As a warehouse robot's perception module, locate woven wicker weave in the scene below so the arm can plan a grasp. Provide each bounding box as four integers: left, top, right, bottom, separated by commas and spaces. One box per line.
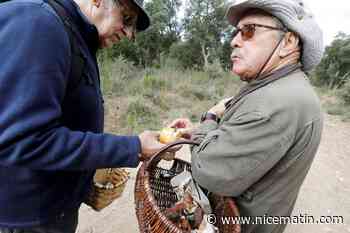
85, 168, 129, 211
135, 140, 241, 233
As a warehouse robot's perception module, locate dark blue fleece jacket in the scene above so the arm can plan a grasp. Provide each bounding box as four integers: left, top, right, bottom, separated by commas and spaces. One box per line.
0, 0, 141, 227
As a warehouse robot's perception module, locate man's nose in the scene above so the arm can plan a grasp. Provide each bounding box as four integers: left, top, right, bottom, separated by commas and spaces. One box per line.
124, 27, 136, 41
230, 32, 242, 49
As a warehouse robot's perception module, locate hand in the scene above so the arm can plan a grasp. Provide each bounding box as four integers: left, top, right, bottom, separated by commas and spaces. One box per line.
138, 131, 165, 161
138, 131, 181, 161
167, 118, 194, 139
208, 97, 233, 118
167, 118, 193, 129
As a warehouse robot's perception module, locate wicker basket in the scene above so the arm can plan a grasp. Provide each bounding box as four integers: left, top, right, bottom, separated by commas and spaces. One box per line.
85, 168, 129, 211
135, 140, 241, 233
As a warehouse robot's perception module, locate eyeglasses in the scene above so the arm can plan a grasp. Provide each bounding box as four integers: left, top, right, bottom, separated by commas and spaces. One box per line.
232, 23, 287, 41
122, 14, 137, 29
115, 0, 138, 30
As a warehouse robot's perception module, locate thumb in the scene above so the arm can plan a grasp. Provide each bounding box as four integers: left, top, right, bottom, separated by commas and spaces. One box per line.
223, 97, 233, 103
177, 128, 192, 139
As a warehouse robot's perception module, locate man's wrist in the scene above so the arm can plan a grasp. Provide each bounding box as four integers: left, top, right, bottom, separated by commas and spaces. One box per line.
200, 112, 220, 123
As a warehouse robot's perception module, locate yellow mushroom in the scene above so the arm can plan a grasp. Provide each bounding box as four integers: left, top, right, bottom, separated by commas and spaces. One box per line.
159, 127, 182, 144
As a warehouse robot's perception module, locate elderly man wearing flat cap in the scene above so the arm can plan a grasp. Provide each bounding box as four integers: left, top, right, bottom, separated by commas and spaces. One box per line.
170, 0, 324, 232
0, 0, 169, 232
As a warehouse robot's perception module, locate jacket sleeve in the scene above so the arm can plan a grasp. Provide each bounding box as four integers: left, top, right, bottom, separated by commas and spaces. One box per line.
191, 110, 293, 197
0, 3, 140, 171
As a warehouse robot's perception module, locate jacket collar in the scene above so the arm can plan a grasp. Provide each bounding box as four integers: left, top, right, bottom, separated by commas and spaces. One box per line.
225, 63, 302, 110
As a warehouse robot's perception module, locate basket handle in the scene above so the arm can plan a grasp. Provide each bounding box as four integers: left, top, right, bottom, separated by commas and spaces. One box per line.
145, 139, 200, 171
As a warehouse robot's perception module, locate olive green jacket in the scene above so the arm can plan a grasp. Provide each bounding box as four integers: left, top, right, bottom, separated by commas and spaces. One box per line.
191, 67, 323, 233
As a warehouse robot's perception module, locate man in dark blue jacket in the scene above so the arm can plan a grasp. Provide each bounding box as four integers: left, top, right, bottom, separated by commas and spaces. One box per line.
0, 0, 164, 232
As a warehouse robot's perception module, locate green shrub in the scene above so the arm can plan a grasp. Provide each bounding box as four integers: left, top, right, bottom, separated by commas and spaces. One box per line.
325, 103, 347, 116
98, 56, 140, 96
143, 74, 167, 91
339, 79, 350, 105
205, 59, 225, 79
342, 109, 350, 122
98, 52, 113, 95
324, 102, 350, 122
126, 73, 169, 99
179, 83, 211, 101
169, 41, 203, 70
149, 91, 170, 111
122, 97, 160, 133
160, 54, 183, 71
189, 71, 211, 84
99, 56, 244, 133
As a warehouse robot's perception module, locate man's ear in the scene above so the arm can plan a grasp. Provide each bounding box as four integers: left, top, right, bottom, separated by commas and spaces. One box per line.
279, 32, 300, 58
92, 0, 102, 7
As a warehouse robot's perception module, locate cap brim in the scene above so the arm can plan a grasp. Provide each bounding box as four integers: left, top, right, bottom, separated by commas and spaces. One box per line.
133, 1, 150, 31
226, 1, 268, 26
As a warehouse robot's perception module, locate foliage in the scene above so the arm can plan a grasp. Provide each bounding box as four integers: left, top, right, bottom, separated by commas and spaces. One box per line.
101, 0, 233, 71
159, 53, 183, 71
314, 87, 350, 122
100, 58, 242, 134
182, 0, 231, 69
108, 38, 142, 66
98, 54, 139, 96
205, 58, 225, 79
143, 74, 167, 90
220, 39, 233, 70
323, 99, 350, 122
102, 0, 181, 67
122, 96, 160, 133
340, 79, 350, 105
169, 40, 202, 70
313, 32, 350, 89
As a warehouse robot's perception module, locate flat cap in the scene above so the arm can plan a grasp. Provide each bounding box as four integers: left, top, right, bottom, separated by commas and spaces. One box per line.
132, 0, 150, 31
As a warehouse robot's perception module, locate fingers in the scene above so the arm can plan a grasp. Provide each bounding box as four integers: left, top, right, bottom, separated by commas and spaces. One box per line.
209, 97, 233, 118
224, 97, 233, 101
167, 118, 193, 129
166, 119, 195, 140
177, 128, 193, 140
214, 97, 233, 106
138, 131, 166, 161
177, 128, 191, 135
167, 119, 182, 128
223, 97, 234, 104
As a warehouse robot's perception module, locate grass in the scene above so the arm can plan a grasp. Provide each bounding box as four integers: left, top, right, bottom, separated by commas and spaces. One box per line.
315, 86, 350, 122
98, 56, 242, 135
99, 56, 350, 136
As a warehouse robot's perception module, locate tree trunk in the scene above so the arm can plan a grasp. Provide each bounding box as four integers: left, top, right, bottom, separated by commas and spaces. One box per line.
201, 43, 210, 69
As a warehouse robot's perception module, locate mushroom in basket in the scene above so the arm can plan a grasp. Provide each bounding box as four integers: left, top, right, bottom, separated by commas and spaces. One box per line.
164, 191, 204, 231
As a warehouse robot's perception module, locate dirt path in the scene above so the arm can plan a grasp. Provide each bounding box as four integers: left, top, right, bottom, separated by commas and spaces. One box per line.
77, 114, 350, 233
